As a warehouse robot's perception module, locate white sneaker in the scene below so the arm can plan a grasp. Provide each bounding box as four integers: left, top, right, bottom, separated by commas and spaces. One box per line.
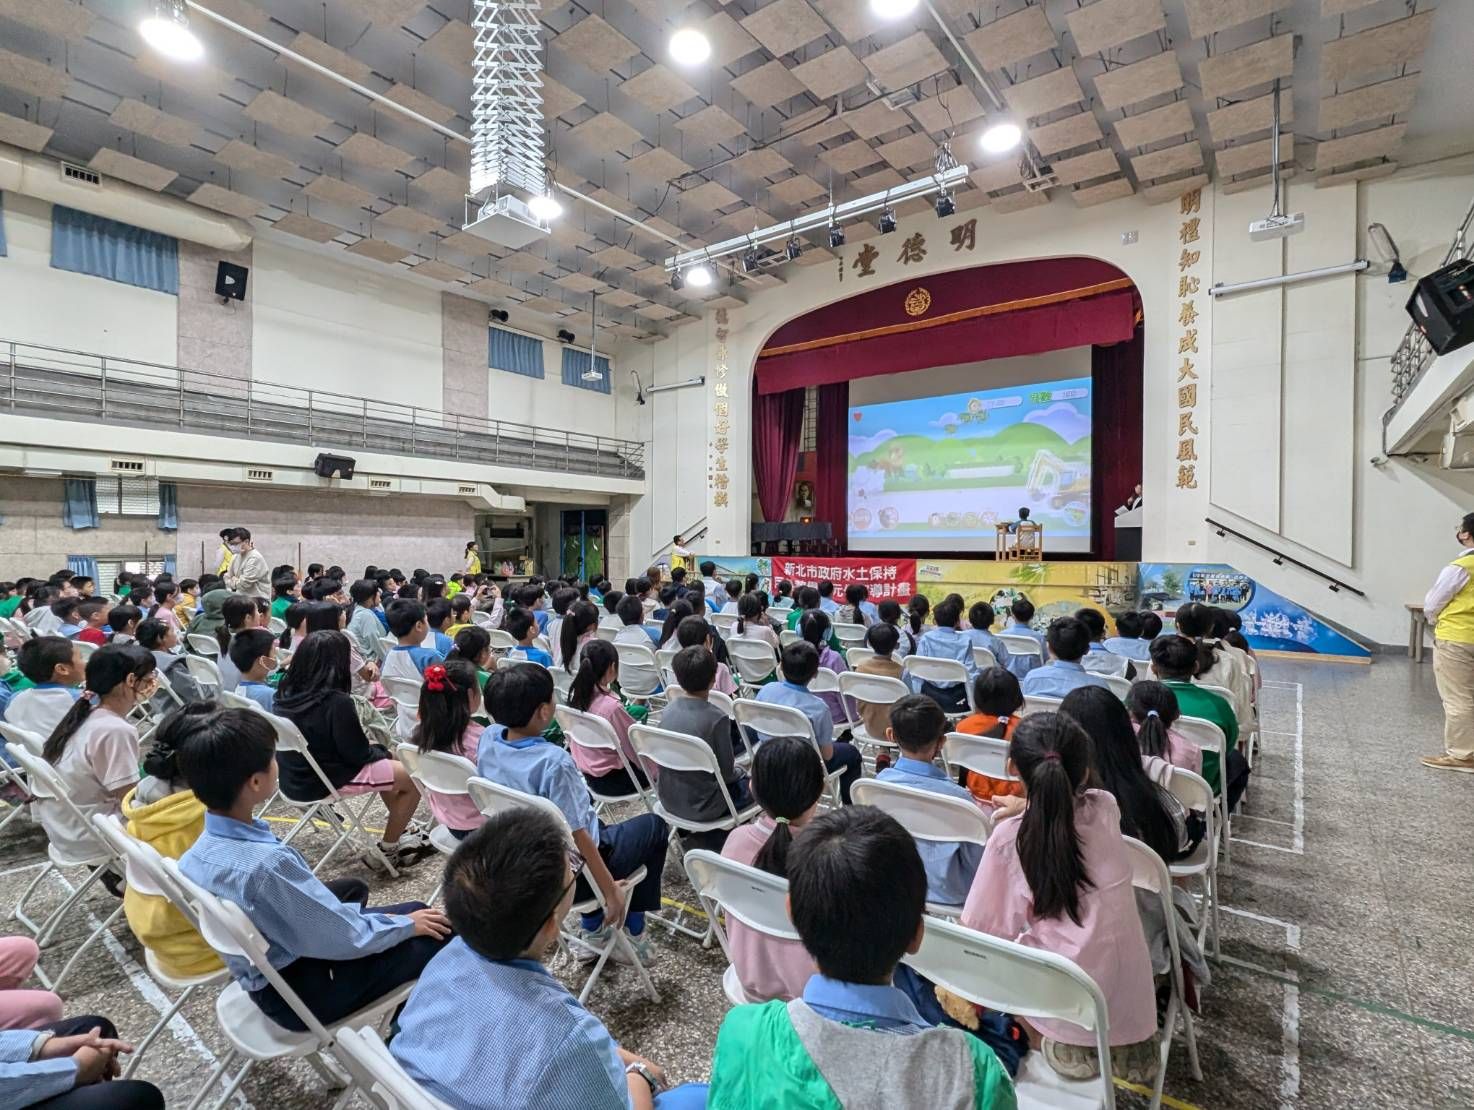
573, 924, 655, 967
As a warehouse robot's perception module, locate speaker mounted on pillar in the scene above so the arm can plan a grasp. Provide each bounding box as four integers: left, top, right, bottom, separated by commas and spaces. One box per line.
313, 453, 356, 479
1407, 259, 1474, 357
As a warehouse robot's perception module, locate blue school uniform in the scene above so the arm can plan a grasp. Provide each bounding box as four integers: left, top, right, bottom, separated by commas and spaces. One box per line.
876, 758, 984, 907
238, 680, 276, 714
1021, 660, 1112, 699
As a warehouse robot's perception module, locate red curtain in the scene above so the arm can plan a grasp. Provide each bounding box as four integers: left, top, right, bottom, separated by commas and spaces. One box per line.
1091, 326, 1144, 560
752, 386, 805, 523
814, 382, 849, 553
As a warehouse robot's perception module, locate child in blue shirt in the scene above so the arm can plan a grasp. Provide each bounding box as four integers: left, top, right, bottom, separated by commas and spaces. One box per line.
1075, 608, 1137, 680
423, 598, 457, 657
229, 629, 278, 714
382, 599, 444, 684
877, 695, 985, 907
506, 607, 553, 668
753, 641, 863, 804
1021, 617, 1113, 700
1002, 597, 1047, 679
964, 601, 1013, 673
1102, 610, 1153, 662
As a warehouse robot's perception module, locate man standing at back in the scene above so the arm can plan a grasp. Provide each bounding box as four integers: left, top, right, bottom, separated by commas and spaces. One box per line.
225, 528, 271, 600
1423, 512, 1474, 773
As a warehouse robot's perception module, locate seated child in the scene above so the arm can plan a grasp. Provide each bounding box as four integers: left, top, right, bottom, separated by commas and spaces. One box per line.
753, 642, 862, 804
230, 629, 279, 714
719, 736, 822, 1002
0, 1019, 164, 1109
852, 622, 904, 743
72, 600, 110, 646
1127, 680, 1201, 781
913, 598, 976, 714
1075, 609, 1136, 680
52, 598, 83, 640
797, 610, 850, 727
675, 616, 738, 696
476, 666, 669, 964
710, 805, 1015, 1110
963, 602, 1012, 673
2, 637, 83, 738
506, 607, 553, 667
1148, 636, 1247, 808
656, 646, 751, 849
732, 593, 779, 651
177, 709, 451, 1030
565, 640, 648, 798
1020, 618, 1112, 700
382, 599, 444, 690
1001, 598, 1045, 680
137, 619, 206, 712
391, 809, 705, 1110
122, 705, 223, 978
412, 659, 485, 839
962, 713, 1157, 1083
1102, 611, 1152, 662
956, 668, 1026, 812
443, 593, 475, 639
108, 604, 142, 646
613, 594, 658, 648
422, 598, 456, 657
877, 696, 985, 908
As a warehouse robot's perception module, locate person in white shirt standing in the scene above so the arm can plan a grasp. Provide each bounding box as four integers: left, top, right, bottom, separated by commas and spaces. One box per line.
1422, 512, 1474, 772
224, 527, 271, 601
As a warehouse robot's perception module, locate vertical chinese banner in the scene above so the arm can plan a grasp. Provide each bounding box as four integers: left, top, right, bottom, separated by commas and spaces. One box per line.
770, 557, 918, 601
1175, 190, 1203, 498
710, 309, 731, 514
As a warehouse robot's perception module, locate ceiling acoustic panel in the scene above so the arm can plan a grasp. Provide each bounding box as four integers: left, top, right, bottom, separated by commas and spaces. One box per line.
864, 32, 951, 92
1198, 35, 1293, 101
730, 146, 792, 179
274, 212, 345, 243
108, 99, 198, 147
908, 85, 985, 135
0, 112, 52, 152
135, 52, 231, 96
553, 14, 641, 73
1214, 132, 1294, 177
876, 131, 938, 171
554, 272, 607, 294
566, 112, 643, 154
539, 76, 584, 121
1071, 178, 1135, 207
1319, 75, 1419, 131
287, 33, 375, 86
740, 0, 830, 58
964, 6, 1057, 71
1113, 99, 1195, 149
1129, 141, 1204, 181
89, 149, 176, 191
303, 175, 379, 210
1030, 112, 1105, 156
768, 174, 826, 206
813, 0, 871, 42
1321, 0, 1383, 13
992, 190, 1050, 214
732, 60, 807, 107
849, 167, 905, 194
1184, 0, 1293, 39
384, 84, 459, 126
675, 105, 749, 147
422, 19, 475, 72
0, 48, 69, 99
818, 138, 884, 174
1315, 161, 1398, 187
793, 48, 869, 100
412, 166, 468, 201
343, 0, 424, 25
622, 65, 700, 114
1003, 67, 1086, 120
1206, 90, 1293, 143
335, 132, 417, 172
590, 244, 648, 270
837, 100, 909, 141
682, 180, 743, 211
1313, 123, 1406, 171
1066, 0, 1166, 56
440, 230, 498, 256
1050, 148, 1122, 186
375, 206, 445, 235
214, 138, 300, 181
1093, 52, 1182, 111
625, 146, 695, 182
700, 11, 764, 67
243, 89, 331, 138
1141, 172, 1209, 203
188, 183, 264, 219
412, 260, 470, 283
345, 238, 411, 264
601, 289, 646, 308
0, 0, 91, 38
466, 276, 520, 299
971, 160, 1024, 193
1322, 11, 1434, 83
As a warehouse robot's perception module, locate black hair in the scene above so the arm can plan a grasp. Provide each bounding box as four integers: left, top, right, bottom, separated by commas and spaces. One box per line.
1010, 597, 1035, 624
1010, 712, 1094, 925
425, 597, 452, 630
17, 636, 75, 684
750, 736, 825, 878
218, 594, 256, 654
348, 579, 379, 610
1017, 507, 1030, 520
1150, 634, 1199, 680
387, 599, 427, 638
484, 663, 555, 730
147, 580, 178, 618
413, 658, 480, 754
907, 594, 930, 636
888, 694, 946, 752
51, 597, 80, 624
775, 579, 792, 598
672, 644, 716, 694
559, 600, 600, 668
794, 585, 820, 612
143, 701, 220, 787
135, 619, 171, 650
670, 567, 687, 583
76, 598, 109, 622
397, 584, 419, 601
675, 615, 713, 649
1463, 511, 1474, 539
178, 578, 198, 595
780, 639, 819, 686
551, 587, 579, 616
865, 621, 900, 655
602, 590, 623, 616
1224, 629, 1251, 653
1173, 602, 1221, 673
877, 598, 901, 625
446, 808, 574, 960
108, 604, 142, 634
277, 630, 351, 701
968, 601, 995, 632
1046, 616, 1090, 663
1114, 611, 1144, 640
788, 806, 926, 984
229, 628, 277, 677
798, 609, 831, 651
197, 575, 223, 594
1127, 680, 1181, 760
1207, 606, 1233, 640
449, 625, 492, 669
235, 528, 252, 542
177, 707, 277, 810
699, 560, 716, 577
1140, 610, 1163, 638
1074, 608, 1106, 641
728, 593, 756, 638
568, 639, 618, 713
843, 583, 866, 607
220, 528, 238, 542
301, 601, 345, 635
815, 580, 833, 599
615, 594, 643, 626
973, 666, 1023, 718
44, 644, 156, 764
659, 600, 695, 646
272, 574, 298, 601
725, 577, 743, 600
928, 596, 959, 630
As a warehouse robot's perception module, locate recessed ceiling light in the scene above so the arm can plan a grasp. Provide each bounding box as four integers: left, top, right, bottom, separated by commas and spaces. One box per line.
528, 193, 562, 221
139, 0, 204, 62
870, 0, 919, 19
669, 28, 712, 66
979, 121, 1023, 155
686, 262, 714, 288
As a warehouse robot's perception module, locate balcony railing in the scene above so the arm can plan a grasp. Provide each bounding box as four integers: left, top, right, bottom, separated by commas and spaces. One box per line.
0, 340, 645, 481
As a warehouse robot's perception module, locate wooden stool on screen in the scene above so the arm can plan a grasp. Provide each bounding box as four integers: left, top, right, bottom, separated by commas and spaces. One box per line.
995, 522, 1044, 561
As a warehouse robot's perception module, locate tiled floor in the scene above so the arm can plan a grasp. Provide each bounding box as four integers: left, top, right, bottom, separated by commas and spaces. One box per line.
5, 654, 1472, 1108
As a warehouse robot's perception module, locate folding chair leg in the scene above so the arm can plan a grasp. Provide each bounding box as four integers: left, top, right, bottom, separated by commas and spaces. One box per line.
305, 1049, 351, 1090
46, 901, 124, 994
11, 862, 58, 936
185, 1048, 237, 1110
35, 865, 109, 949
1181, 991, 1203, 1081
123, 983, 196, 1079
574, 935, 619, 1007
204, 1057, 254, 1110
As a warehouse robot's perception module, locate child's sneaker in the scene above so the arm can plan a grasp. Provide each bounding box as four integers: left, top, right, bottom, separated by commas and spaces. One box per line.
626, 931, 657, 967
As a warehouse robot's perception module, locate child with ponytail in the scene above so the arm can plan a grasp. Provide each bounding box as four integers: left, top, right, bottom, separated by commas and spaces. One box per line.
1127, 680, 1200, 781
731, 593, 778, 650
556, 599, 600, 672
719, 735, 823, 1001
961, 711, 1158, 1083
40, 643, 158, 862
565, 640, 647, 797
412, 659, 486, 839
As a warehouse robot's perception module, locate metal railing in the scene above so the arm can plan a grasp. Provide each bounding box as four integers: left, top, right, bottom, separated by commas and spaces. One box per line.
1385, 192, 1474, 419
1206, 518, 1365, 597
0, 340, 645, 481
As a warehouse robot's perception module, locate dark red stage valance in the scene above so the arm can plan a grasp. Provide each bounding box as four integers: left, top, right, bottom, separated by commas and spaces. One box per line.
755, 258, 1138, 395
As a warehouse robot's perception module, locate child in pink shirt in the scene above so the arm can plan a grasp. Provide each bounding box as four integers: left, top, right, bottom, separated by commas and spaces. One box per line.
411, 658, 486, 837
718, 736, 821, 1002
565, 639, 648, 797
1127, 681, 1202, 779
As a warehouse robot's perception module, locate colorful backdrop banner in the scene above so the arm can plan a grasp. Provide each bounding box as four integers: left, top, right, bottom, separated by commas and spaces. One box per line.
771, 556, 917, 601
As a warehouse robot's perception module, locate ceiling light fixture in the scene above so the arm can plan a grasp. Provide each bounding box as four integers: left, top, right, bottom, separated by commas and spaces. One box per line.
870, 0, 919, 19
686, 261, 714, 288
527, 192, 562, 221
934, 193, 955, 218
828, 224, 845, 248
979, 120, 1022, 155
878, 207, 897, 234
785, 235, 802, 261
139, 0, 204, 61
669, 27, 712, 66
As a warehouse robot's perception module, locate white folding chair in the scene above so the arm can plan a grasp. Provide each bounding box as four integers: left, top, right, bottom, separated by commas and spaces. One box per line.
1124, 836, 1201, 1108
1020, 694, 1064, 717
3, 744, 126, 991
554, 705, 652, 813
89, 815, 231, 1080
334, 1026, 453, 1110
497, 654, 551, 674
971, 645, 998, 671
184, 654, 223, 698
216, 690, 259, 711
1102, 674, 1132, 700
656, 645, 679, 674
836, 670, 909, 755
378, 636, 399, 659
903, 915, 1116, 1110
710, 613, 739, 637
381, 675, 422, 741
998, 633, 1044, 668
850, 778, 989, 917
395, 745, 475, 902
683, 849, 800, 1007
1166, 767, 1221, 957
628, 724, 760, 844
0, 721, 44, 758
264, 712, 400, 877
901, 655, 975, 716
941, 731, 1017, 785
162, 856, 413, 1110
1083, 651, 1131, 678
483, 628, 519, 652
72, 640, 97, 662
266, 616, 287, 636
726, 639, 779, 693
778, 628, 801, 648
549, 665, 574, 703
469, 609, 495, 630
844, 645, 876, 669
732, 698, 843, 808
1175, 715, 1232, 866
464, 776, 660, 1006
614, 641, 664, 705
832, 622, 867, 652
186, 633, 220, 658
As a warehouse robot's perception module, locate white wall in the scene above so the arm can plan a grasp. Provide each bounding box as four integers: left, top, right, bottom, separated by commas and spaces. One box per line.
486, 336, 645, 443
0, 193, 178, 367
849, 347, 1093, 406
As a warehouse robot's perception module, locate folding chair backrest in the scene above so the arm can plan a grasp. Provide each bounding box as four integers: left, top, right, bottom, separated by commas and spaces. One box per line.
263, 712, 342, 801
555, 705, 625, 764
614, 642, 662, 697
902, 655, 969, 688
850, 779, 990, 848
902, 916, 1115, 1109
73, 640, 97, 662
550, 667, 573, 702
845, 646, 876, 669
683, 849, 799, 942
594, 625, 616, 642
184, 655, 222, 692
997, 633, 1043, 660
1019, 695, 1063, 717
710, 614, 738, 637
778, 629, 801, 648
483, 628, 518, 652
378, 636, 399, 659
656, 646, 679, 673
1174, 716, 1226, 763
334, 1026, 452, 1110
942, 732, 1016, 782
837, 670, 908, 707
0, 722, 45, 758
629, 723, 721, 777
90, 814, 167, 899
1102, 674, 1132, 700
707, 689, 736, 718
470, 610, 495, 629
971, 645, 997, 671
7, 745, 108, 847
726, 639, 779, 685
497, 655, 550, 674
266, 617, 287, 637
465, 776, 571, 834
397, 745, 474, 798
381, 675, 422, 706
733, 697, 815, 744
832, 622, 867, 649
186, 634, 219, 658
216, 690, 260, 712
808, 667, 841, 695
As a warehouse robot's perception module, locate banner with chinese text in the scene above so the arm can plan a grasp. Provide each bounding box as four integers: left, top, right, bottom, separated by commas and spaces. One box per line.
771, 557, 917, 601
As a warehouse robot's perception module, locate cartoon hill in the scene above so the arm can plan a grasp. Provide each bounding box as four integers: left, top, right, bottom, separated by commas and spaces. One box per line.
853, 421, 1086, 470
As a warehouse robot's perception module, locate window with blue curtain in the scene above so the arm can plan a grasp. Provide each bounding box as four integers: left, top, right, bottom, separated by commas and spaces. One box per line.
66, 555, 99, 583
157, 482, 178, 531
63, 478, 99, 530
51, 205, 178, 294
163, 554, 177, 576
561, 348, 612, 394
489, 327, 545, 378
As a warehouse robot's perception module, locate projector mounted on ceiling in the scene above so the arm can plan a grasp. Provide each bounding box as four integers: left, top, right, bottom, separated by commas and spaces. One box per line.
1249, 213, 1305, 242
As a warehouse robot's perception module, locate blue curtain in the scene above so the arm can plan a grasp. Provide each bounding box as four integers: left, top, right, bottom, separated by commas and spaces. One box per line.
157, 482, 178, 530
561, 348, 612, 394
51, 205, 178, 294
66, 555, 99, 582
164, 554, 177, 576
489, 327, 544, 378
63, 478, 99, 530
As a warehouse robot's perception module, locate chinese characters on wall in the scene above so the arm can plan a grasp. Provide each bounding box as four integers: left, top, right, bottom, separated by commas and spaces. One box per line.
1175, 190, 1202, 491
844, 217, 981, 282
711, 309, 731, 510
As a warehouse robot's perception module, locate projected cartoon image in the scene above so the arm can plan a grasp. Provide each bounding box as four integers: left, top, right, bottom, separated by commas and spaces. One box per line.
847, 376, 1094, 551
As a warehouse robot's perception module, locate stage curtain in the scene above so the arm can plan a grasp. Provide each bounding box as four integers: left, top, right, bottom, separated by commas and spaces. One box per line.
1091, 326, 1144, 560
814, 382, 849, 552
752, 386, 805, 523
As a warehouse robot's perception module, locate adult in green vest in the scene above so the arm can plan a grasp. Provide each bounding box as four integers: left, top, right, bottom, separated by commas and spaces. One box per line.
1422, 512, 1474, 773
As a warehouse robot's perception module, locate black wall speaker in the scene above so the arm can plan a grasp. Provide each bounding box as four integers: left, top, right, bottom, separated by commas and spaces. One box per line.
216, 260, 249, 301
313, 453, 356, 479
1407, 258, 1474, 356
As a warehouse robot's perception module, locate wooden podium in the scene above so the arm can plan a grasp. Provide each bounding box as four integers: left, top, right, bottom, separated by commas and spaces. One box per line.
995, 521, 1043, 560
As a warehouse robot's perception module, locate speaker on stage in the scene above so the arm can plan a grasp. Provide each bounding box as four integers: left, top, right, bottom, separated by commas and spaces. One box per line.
313, 452, 356, 479
1407, 259, 1474, 356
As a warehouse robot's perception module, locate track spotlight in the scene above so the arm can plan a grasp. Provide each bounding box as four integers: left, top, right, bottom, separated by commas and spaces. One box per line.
828, 223, 845, 249
490, 309, 509, 323
670, 269, 684, 291
742, 246, 759, 273
687, 262, 714, 287
785, 235, 802, 261
556, 328, 575, 343
140, 0, 203, 61
878, 207, 897, 234
669, 27, 712, 66
934, 193, 955, 218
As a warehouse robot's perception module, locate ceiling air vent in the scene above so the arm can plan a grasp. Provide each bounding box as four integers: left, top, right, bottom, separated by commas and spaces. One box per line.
245, 467, 275, 482
62, 162, 101, 186
109, 458, 145, 473
368, 479, 393, 490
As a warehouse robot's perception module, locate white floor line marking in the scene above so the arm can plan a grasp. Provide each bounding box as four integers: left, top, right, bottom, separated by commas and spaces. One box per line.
1233, 814, 1298, 828
0, 860, 49, 879
1229, 838, 1302, 854
1220, 906, 1301, 1108
1291, 683, 1304, 853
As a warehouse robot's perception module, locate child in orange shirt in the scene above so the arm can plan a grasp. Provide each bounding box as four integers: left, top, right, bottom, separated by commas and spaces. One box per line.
954, 667, 1026, 806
